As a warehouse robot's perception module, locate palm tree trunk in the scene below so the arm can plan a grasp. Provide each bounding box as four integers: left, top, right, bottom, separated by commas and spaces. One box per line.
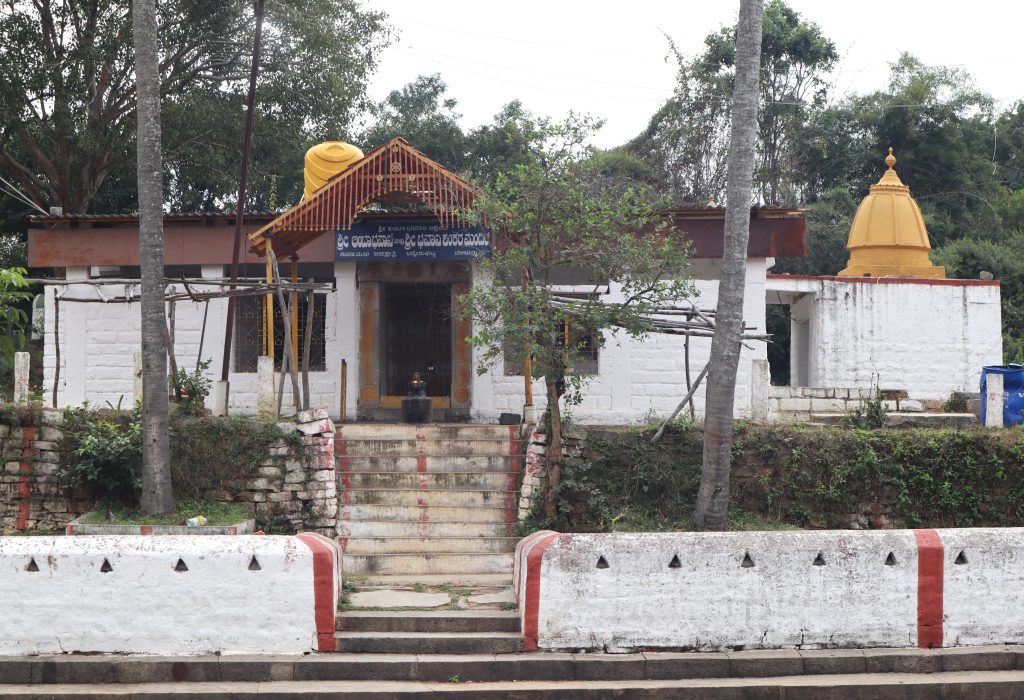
693, 0, 763, 531
133, 0, 173, 515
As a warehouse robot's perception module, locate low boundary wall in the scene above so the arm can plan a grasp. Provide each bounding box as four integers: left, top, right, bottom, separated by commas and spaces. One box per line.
0, 533, 340, 655
514, 528, 1024, 652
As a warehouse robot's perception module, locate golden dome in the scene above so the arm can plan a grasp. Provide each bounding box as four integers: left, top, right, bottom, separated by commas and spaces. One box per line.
838, 148, 945, 278
303, 141, 364, 201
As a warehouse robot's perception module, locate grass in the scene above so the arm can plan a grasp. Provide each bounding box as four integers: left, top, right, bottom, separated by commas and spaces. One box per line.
79, 500, 252, 526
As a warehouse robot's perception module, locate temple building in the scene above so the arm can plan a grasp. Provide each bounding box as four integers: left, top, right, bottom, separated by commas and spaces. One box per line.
26, 141, 999, 422
766, 150, 1002, 417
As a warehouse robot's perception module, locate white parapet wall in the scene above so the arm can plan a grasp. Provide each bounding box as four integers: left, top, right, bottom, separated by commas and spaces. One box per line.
514, 529, 1024, 653
0, 533, 340, 655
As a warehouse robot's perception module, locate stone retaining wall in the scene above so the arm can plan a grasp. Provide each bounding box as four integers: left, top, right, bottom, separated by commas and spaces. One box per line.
0, 406, 337, 537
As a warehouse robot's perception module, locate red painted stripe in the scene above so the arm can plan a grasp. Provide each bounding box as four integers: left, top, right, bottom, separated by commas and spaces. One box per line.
914, 529, 944, 649
767, 273, 1000, 288
523, 532, 561, 652
514, 530, 551, 606
335, 428, 351, 552
503, 425, 523, 536
296, 533, 338, 652
415, 426, 429, 540
139, 525, 153, 535
15, 427, 35, 531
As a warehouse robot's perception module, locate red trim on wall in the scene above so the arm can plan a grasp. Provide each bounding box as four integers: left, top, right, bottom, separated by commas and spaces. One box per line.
335, 428, 351, 553
139, 525, 154, 535
504, 426, 523, 537
415, 426, 429, 540
15, 427, 35, 531
767, 273, 1000, 287
523, 532, 562, 652
913, 529, 944, 649
296, 533, 338, 652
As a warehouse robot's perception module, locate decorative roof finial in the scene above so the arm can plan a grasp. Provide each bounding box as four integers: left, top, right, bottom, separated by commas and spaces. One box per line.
885, 147, 896, 170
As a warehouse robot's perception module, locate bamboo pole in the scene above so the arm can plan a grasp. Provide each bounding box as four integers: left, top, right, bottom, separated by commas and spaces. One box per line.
651, 361, 710, 444
301, 288, 314, 410
51, 289, 60, 408
290, 256, 299, 368
340, 359, 347, 423
264, 242, 274, 358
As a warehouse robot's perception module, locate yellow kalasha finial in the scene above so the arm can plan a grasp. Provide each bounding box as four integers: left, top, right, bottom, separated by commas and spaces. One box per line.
838, 148, 945, 278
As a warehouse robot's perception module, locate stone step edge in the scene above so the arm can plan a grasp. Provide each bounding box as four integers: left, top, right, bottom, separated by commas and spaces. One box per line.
340, 610, 519, 618
7, 647, 1023, 684
7, 670, 1024, 696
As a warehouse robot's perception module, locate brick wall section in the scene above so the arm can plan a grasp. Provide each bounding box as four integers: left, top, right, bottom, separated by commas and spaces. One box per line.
0, 406, 337, 536
0, 409, 88, 532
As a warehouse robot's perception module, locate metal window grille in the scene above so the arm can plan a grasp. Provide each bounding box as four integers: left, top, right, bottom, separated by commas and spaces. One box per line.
234, 294, 327, 373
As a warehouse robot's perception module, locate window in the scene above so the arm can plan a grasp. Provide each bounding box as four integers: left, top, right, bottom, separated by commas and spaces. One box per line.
234, 294, 327, 373
503, 318, 600, 377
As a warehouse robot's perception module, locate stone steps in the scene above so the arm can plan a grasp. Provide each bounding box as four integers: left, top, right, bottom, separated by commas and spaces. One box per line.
340, 453, 519, 472
344, 488, 511, 507
339, 438, 513, 456
338, 611, 520, 633
346, 471, 516, 489
343, 551, 514, 575
7, 647, 1024, 698
334, 631, 524, 654
344, 520, 512, 538
338, 424, 516, 440
344, 536, 519, 555
343, 503, 509, 523
9, 673, 1024, 698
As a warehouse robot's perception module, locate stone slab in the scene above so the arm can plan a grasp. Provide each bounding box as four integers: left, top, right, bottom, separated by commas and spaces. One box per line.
466, 589, 515, 605
348, 591, 451, 609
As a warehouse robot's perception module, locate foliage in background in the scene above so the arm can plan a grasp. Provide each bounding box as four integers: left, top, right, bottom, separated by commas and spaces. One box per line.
532, 423, 1024, 533
460, 113, 694, 517
0, 0, 392, 214
0, 267, 31, 393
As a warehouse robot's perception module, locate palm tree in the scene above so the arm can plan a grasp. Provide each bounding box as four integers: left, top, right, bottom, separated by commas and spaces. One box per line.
132, 0, 173, 514
693, 0, 763, 530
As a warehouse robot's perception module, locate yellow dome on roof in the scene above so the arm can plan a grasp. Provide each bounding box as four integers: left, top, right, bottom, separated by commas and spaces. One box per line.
303, 141, 364, 201
838, 148, 945, 278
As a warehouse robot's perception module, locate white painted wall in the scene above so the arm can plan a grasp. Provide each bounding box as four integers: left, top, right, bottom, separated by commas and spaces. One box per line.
42, 258, 772, 423
42, 278, 343, 416
522, 531, 920, 652
0, 534, 339, 655
767, 277, 1002, 401
472, 258, 771, 424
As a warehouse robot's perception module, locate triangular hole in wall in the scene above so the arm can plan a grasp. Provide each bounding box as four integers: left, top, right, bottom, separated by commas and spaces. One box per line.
100, 558, 113, 573
248, 556, 262, 571
813, 552, 826, 566
26, 558, 39, 572
596, 555, 610, 569
955, 550, 968, 565
174, 558, 189, 572
741, 552, 755, 568
884, 552, 898, 566
668, 554, 682, 569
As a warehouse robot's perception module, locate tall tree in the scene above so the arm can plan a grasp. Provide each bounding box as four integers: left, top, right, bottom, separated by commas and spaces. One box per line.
132, 0, 172, 515
0, 0, 390, 214
461, 115, 693, 520
629, 0, 834, 207
693, 0, 763, 531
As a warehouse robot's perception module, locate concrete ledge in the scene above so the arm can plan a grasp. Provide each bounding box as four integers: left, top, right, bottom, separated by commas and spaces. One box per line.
515, 529, 1024, 653
0, 534, 340, 656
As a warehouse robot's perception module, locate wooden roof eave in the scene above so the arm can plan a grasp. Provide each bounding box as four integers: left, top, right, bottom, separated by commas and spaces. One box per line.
246, 138, 482, 258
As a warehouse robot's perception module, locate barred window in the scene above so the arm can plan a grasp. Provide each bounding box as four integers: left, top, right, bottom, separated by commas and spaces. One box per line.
234, 294, 327, 373
503, 319, 599, 377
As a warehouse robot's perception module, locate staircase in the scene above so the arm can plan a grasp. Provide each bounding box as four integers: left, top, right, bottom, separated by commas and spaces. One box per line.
335, 423, 522, 576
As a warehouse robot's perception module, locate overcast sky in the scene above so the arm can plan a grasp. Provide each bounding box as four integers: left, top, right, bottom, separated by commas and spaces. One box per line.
366, 0, 1024, 149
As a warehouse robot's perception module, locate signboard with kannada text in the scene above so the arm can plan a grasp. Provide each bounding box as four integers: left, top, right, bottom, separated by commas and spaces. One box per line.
336, 219, 490, 261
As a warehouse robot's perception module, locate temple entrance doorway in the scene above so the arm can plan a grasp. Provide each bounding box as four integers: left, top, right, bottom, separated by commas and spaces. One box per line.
383, 283, 452, 398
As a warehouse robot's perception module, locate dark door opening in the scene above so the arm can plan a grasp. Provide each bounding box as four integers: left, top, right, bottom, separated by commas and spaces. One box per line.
383, 283, 452, 397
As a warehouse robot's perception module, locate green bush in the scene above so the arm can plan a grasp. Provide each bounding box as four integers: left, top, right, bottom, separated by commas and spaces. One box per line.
539, 423, 1024, 533
56, 403, 142, 504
